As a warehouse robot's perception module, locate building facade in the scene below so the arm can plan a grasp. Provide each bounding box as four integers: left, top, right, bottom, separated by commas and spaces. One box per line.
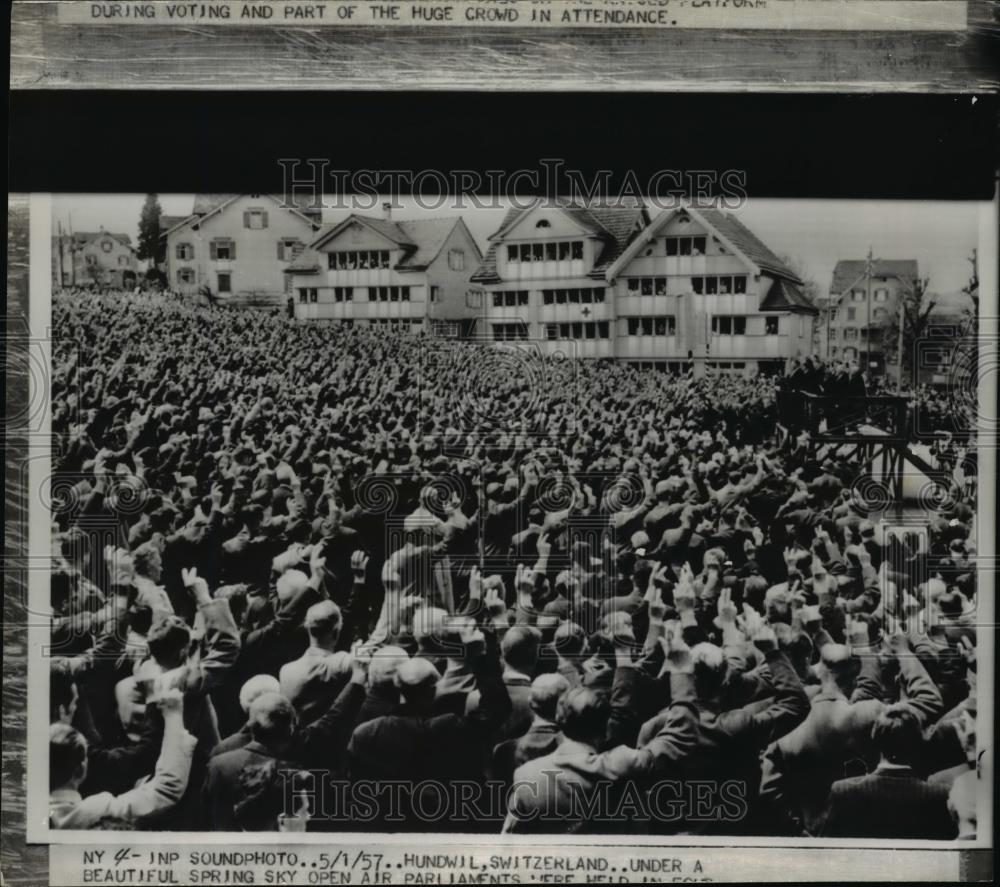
817, 259, 918, 374
162, 194, 322, 301
471, 202, 817, 375
285, 210, 483, 335
52, 230, 138, 289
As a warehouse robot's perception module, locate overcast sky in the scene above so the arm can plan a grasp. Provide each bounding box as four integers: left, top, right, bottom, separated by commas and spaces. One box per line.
52, 194, 983, 298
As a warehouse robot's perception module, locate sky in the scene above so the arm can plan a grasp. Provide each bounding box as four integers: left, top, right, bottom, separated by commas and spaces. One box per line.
52, 194, 983, 300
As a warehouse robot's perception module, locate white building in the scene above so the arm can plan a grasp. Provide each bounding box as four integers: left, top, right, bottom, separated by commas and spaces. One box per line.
471, 200, 817, 375
285, 209, 483, 335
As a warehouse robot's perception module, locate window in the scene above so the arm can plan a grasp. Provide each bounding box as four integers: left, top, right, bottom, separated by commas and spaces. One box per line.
624, 316, 675, 336
765, 315, 780, 335
545, 243, 558, 261
492, 322, 528, 341
118, 256, 129, 267
830, 308, 838, 321
852, 290, 865, 301
571, 241, 583, 260
873, 308, 886, 321
844, 327, 858, 341
368, 286, 411, 302
309, 288, 318, 303
448, 249, 465, 271
691, 275, 748, 295
430, 286, 440, 304
546, 321, 609, 340
874, 289, 888, 302
712, 315, 747, 336
493, 290, 529, 307
535, 219, 551, 229
177, 267, 195, 284
217, 273, 231, 293
101, 240, 113, 253
298, 287, 309, 304
176, 242, 194, 260
847, 308, 856, 321
333, 287, 354, 302
210, 239, 235, 261
244, 209, 268, 229
466, 289, 483, 308
329, 250, 390, 270
278, 239, 303, 262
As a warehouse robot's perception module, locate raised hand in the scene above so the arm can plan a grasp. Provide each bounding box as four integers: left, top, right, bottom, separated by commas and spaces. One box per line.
181, 566, 211, 605
715, 586, 737, 627
350, 550, 369, 581
468, 565, 484, 602
660, 622, 693, 674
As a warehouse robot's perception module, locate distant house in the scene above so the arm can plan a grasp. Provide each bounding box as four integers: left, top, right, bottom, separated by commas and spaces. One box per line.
818, 258, 918, 374
162, 194, 322, 301
285, 207, 484, 335
52, 230, 138, 289
470, 200, 817, 375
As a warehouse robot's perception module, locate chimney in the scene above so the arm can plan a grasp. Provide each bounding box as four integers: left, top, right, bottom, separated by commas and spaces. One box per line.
382, 202, 392, 220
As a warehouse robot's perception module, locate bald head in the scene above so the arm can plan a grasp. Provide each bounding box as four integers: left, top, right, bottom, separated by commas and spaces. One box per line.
818, 643, 861, 691
239, 674, 281, 714
395, 657, 440, 704
276, 569, 309, 603
304, 600, 342, 643
369, 646, 409, 689
247, 692, 296, 746
529, 673, 571, 722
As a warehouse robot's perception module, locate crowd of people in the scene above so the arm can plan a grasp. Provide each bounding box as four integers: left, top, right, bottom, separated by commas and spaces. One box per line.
47, 291, 983, 837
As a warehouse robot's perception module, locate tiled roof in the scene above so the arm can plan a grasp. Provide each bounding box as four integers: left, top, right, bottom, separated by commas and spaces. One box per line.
696, 208, 802, 284
190, 194, 322, 221
291, 216, 469, 273
159, 215, 191, 233
470, 201, 647, 284
71, 232, 133, 248
830, 259, 918, 294
760, 277, 818, 314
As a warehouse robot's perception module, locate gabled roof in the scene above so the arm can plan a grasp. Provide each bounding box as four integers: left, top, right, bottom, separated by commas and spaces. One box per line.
830, 259, 918, 295
605, 204, 803, 286
158, 215, 190, 233
470, 200, 648, 284
70, 231, 133, 248
760, 277, 818, 314
694, 208, 802, 284
302, 214, 477, 273
163, 194, 322, 238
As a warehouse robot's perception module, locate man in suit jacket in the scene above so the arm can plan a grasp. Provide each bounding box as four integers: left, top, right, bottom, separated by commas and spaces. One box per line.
821, 704, 955, 839
279, 601, 352, 725
760, 634, 943, 835
202, 660, 367, 830
210, 674, 280, 758
347, 626, 511, 831
503, 680, 698, 834
490, 672, 569, 786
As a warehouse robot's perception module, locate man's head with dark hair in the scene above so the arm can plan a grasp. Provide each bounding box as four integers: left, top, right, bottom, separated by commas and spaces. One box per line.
49, 723, 88, 792
501, 625, 541, 675
871, 704, 924, 766
146, 615, 192, 669
556, 686, 609, 746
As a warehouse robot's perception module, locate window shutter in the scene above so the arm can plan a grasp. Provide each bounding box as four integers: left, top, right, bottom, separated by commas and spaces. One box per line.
243, 211, 251, 228
229, 240, 236, 260
261, 211, 269, 228
175, 244, 182, 259
278, 240, 284, 260
209, 241, 217, 260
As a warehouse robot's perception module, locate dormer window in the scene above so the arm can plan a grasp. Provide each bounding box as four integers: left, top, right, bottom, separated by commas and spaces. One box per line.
101, 240, 113, 253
